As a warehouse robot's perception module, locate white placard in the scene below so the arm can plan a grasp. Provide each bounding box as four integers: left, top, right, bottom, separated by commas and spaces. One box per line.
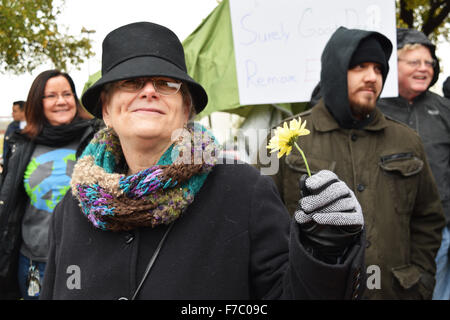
229, 0, 398, 106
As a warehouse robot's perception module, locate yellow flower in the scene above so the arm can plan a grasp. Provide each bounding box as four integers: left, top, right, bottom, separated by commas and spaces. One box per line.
267, 118, 310, 158
267, 117, 311, 176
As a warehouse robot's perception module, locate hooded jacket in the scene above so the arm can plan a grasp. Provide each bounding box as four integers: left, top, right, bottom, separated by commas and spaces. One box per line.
271, 27, 445, 299
444, 76, 450, 99
378, 28, 450, 224
396, 28, 440, 87
320, 27, 392, 129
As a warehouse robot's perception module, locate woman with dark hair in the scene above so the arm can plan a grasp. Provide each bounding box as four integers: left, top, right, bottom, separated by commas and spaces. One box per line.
22, 70, 93, 137
0, 69, 100, 299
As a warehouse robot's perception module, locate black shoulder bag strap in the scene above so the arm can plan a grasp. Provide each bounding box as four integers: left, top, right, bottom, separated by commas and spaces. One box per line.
130, 222, 174, 300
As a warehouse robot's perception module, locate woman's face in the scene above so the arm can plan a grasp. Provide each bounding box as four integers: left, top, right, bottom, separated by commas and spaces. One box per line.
102, 77, 190, 146
43, 76, 77, 126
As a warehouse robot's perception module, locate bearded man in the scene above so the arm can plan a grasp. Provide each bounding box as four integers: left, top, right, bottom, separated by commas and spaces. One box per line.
267, 27, 445, 299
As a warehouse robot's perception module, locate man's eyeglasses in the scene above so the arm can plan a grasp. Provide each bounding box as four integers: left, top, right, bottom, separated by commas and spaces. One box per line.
116, 77, 182, 95
398, 58, 437, 69
42, 92, 74, 102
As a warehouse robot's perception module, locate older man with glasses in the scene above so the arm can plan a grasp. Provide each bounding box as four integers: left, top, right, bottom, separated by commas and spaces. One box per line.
378, 28, 450, 300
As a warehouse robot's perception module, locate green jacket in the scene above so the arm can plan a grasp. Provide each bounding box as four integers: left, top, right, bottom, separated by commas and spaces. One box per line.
270, 101, 445, 299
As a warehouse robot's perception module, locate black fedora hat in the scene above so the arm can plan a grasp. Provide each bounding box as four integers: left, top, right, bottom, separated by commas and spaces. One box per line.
82, 22, 208, 118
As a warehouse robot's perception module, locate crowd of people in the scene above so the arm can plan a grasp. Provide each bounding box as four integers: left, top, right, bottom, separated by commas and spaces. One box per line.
0, 20, 448, 300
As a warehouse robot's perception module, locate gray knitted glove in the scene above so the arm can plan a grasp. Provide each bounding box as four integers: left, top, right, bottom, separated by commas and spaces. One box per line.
294, 170, 364, 264
295, 170, 364, 227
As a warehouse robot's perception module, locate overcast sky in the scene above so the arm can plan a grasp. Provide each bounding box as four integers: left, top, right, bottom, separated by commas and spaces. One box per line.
0, 0, 449, 118
0, 0, 219, 117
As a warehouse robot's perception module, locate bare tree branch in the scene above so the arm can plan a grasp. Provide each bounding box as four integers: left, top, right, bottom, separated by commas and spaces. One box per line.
422, 0, 450, 36
399, 0, 414, 27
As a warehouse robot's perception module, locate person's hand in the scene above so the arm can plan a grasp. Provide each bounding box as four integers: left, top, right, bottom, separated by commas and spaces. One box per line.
295, 170, 364, 227
294, 170, 364, 263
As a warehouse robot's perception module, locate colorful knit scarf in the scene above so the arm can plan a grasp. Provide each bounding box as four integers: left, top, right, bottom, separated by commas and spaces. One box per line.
71, 123, 219, 231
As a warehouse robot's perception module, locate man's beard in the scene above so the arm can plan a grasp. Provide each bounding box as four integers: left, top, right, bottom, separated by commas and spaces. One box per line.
349, 86, 379, 120
350, 99, 377, 119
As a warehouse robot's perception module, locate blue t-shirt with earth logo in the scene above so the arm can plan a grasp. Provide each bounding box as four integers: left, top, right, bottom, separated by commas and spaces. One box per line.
20, 141, 78, 261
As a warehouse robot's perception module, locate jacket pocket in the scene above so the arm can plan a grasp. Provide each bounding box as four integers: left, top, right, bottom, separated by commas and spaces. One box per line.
379, 152, 423, 176
379, 152, 423, 215
391, 264, 434, 299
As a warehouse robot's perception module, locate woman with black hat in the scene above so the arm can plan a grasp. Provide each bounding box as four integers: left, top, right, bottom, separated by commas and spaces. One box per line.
40, 22, 366, 300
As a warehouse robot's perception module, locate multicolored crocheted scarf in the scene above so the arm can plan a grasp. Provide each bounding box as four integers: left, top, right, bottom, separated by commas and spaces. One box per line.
71, 123, 219, 231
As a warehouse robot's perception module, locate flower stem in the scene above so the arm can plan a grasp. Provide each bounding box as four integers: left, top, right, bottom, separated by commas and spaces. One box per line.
294, 142, 311, 177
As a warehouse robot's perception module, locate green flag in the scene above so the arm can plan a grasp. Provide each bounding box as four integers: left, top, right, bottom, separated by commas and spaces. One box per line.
81, 70, 101, 97
183, 0, 307, 120
82, 0, 308, 120
182, 0, 240, 119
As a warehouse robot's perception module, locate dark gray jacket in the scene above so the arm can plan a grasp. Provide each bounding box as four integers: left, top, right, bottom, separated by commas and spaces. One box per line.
443, 76, 450, 99
378, 92, 450, 224
379, 28, 450, 224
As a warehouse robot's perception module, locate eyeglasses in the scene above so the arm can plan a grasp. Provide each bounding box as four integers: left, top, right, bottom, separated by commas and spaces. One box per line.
398, 58, 437, 68
42, 92, 74, 102
116, 77, 182, 95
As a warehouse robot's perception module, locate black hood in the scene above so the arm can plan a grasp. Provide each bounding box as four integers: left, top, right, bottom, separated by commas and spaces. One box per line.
444, 76, 450, 99
320, 27, 392, 129
397, 28, 440, 87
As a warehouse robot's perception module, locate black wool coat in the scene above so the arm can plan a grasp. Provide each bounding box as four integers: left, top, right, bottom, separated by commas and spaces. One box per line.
40, 164, 365, 300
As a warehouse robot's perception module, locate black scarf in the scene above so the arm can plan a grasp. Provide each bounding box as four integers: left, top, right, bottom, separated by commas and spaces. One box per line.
33, 118, 94, 147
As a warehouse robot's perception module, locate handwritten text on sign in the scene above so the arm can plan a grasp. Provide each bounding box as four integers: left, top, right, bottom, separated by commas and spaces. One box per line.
229, 0, 397, 106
